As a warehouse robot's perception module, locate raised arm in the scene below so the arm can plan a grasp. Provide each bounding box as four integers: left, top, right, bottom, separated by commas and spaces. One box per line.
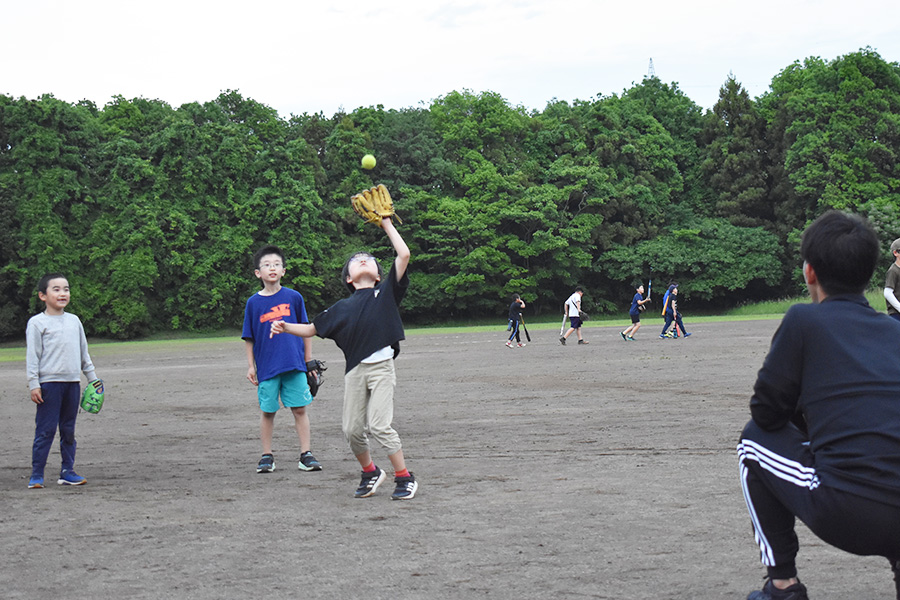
382, 217, 410, 281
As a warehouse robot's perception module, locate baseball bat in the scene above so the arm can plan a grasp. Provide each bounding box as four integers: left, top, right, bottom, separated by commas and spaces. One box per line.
519, 313, 531, 342
560, 313, 567, 336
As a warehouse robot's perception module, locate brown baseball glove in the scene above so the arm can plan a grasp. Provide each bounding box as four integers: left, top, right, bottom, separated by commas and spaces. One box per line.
350, 184, 402, 227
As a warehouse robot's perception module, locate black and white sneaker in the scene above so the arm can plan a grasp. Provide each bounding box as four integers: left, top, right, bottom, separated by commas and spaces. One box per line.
257, 453, 275, 473
354, 467, 386, 498
298, 451, 322, 471
391, 473, 418, 500
747, 579, 808, 600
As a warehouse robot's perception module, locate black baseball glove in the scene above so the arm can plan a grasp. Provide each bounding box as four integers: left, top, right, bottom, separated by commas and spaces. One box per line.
578, 310, 590, 321
306, 359, 327, 397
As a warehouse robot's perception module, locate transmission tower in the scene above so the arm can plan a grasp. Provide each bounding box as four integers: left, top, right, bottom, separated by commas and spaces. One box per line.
647, 58, 656, 78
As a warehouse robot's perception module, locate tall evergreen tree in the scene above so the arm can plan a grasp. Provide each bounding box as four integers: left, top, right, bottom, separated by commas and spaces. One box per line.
701, 75, 771, 227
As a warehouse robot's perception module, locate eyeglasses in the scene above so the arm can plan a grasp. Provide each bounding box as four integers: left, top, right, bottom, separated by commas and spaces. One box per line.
259, 262, 283, 270
349, 255, 375, 264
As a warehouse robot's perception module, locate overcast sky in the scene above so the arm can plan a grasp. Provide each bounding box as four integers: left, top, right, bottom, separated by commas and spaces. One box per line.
4, 1, 899, 118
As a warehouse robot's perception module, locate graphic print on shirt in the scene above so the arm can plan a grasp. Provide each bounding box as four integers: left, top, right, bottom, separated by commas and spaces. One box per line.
260, 303, 291, 323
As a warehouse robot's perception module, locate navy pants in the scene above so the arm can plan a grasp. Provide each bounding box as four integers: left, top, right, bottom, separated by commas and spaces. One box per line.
508, 319, 521, 343
738, 420, 900, 579
661, 311, 686, 336
32, 381, 80, 477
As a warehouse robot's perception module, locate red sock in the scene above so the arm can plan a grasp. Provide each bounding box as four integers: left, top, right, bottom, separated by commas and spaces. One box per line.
395, 468, 410, 478
362, 462, 377, 473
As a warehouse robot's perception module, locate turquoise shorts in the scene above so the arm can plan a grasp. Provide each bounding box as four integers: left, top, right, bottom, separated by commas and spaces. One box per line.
257, 370, 313, 413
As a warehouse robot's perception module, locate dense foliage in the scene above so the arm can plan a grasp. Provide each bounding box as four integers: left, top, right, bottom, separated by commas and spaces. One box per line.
2, 49, 899, 339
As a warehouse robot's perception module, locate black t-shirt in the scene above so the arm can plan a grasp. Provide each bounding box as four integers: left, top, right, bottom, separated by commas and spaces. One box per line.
750, 294, 900, 504
508, 301, 522, 321
314, 263, 409, 373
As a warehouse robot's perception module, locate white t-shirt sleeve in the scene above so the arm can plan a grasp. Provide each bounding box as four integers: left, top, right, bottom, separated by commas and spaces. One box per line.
884, 287, 900, 313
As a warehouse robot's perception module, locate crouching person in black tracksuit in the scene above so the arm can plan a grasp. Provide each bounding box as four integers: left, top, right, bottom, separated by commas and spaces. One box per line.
738, 211, 900, 600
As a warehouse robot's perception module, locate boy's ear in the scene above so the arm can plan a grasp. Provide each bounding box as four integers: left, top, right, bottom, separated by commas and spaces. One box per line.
803, 262, 818, 285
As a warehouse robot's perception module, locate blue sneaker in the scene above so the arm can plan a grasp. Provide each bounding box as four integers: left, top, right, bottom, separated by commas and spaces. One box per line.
257, 453, 275, 473
298, 451, 322, 471
391, 473, 418, 500
747, 579, 808, 600
683, 332, 692, 337
355, 466, 386, 498
28, 475, 44, 489
58, 470, 86, 486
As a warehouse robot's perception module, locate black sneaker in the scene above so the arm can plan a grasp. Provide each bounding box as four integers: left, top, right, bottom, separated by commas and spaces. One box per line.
298, 451, 322, 471
354, 467, 386, 498
391, 473, 418, 500
257, 453, 275, 473
559, 336, 566, 345
747, 579, 809, 600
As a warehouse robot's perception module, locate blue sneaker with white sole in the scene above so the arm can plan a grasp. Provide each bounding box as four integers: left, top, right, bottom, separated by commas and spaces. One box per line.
298, 451, 322, 471
58, 470, 86, 486
28, 475, 44, 489
391, 473, 418, 500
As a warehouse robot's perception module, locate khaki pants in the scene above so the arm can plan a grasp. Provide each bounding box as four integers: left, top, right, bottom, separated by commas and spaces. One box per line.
343, 359, 402, 457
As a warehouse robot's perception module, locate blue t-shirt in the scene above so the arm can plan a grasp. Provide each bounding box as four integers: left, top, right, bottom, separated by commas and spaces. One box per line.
629, 292, 642, 316
242, 287, 309, 382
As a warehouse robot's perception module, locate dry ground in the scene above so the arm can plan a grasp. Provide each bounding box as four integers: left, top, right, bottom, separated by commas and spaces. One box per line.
0, 320, 894, 599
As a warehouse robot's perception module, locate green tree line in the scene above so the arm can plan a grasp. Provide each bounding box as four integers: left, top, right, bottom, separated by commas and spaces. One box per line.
2, 48, 899, 339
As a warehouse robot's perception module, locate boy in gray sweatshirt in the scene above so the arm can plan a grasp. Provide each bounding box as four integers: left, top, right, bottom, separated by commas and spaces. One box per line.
25, 273, 98, 488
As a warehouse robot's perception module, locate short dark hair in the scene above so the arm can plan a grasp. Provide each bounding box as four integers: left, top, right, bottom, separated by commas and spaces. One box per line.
341, 252, 383, 293
800, 210, 879, 295
252, 245, 285, 270
574, 286, 584, 293
511, 293, 521, 301
37, 273, 67, 294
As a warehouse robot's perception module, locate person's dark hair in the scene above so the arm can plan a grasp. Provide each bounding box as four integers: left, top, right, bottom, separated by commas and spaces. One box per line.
37, 273, 67, 294
252, 245, 285, 270
800, 210, 879, 295
511, 293, 521, 301
341, 252, 383, 293
575, 286, 584, 293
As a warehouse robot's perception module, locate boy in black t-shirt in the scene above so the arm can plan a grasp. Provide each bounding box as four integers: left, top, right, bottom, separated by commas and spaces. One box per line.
271, 217, 417, 500
506, 293, 525, 348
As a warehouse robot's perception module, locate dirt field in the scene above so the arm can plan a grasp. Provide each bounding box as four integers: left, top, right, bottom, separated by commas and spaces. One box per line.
0, 320, 894, 599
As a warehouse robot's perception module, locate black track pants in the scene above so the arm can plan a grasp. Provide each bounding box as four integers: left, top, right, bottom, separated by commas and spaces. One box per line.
738, 420, 900, 579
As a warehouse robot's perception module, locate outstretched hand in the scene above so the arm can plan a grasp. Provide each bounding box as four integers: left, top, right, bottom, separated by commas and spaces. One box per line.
270, 320, 286, 338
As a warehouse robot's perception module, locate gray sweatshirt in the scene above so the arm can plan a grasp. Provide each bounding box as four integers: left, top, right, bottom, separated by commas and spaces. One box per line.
26, 312, 97, 390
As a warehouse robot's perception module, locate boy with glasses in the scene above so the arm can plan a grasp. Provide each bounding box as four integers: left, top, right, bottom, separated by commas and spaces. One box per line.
242, 245, 322, 475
